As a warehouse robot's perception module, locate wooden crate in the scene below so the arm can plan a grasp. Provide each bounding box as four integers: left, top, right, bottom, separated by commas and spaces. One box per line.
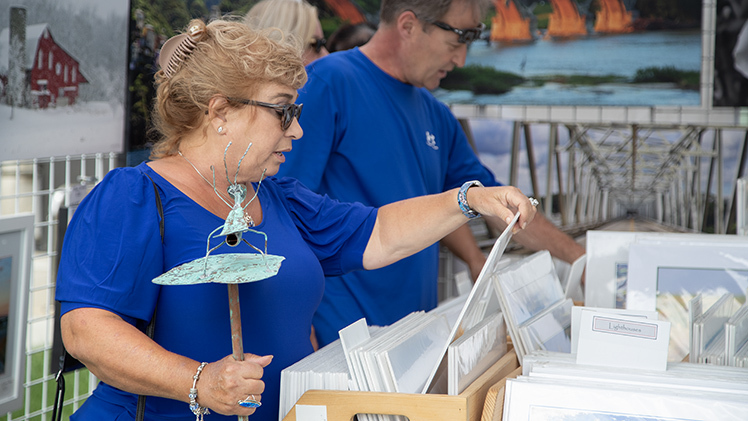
479, 366, 522, 421
282, 349, 519, 421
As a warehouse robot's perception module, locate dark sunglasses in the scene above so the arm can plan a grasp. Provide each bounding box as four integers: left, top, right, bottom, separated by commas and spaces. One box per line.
227, 97, 303, 131
430, 20, 485, 44
309, 37, 327, 53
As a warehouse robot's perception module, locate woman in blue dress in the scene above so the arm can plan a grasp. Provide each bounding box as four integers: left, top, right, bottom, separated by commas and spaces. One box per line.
55, 18, 536, 421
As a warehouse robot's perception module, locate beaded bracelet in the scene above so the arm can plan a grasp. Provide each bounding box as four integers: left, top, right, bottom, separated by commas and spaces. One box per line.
189, 362, 210, 421
458, 180, 483, 219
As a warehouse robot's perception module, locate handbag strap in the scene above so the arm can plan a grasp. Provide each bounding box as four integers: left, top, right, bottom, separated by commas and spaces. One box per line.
136, 174, 164, 421
52, 174, 164, 421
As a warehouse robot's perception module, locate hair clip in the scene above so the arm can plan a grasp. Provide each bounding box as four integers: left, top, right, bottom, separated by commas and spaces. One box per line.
159, 22, 206, 79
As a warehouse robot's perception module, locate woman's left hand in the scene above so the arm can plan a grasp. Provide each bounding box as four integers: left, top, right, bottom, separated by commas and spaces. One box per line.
364, 185, 538, 271
466, 185, 537, 232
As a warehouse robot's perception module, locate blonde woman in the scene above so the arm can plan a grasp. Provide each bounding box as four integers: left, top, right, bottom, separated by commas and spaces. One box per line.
57, 18, 535, 421
244, 0, 329, 65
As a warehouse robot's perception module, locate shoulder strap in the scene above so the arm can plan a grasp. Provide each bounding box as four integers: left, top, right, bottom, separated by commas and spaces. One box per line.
144, 172, 165, 241
53, 172, 165, 421
137, 173, 163, 421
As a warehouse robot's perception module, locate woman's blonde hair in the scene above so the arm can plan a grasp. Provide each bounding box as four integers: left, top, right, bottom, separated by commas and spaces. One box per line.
150, 18, 307, 159
243, 0, 320, 51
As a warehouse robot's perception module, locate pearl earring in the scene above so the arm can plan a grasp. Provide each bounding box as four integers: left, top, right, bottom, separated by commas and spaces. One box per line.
218, 126, 224, 134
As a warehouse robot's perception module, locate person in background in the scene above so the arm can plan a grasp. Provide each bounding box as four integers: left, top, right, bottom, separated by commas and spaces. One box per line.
276, 0, 587, 348
327, 21, 377, 52
243, 0, 331, 351
56, 18, 537, 421
244, 0, 328, 65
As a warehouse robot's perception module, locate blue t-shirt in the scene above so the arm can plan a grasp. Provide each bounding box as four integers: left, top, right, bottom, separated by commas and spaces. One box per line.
56, 162, 376, 421
277, 48, 499, 346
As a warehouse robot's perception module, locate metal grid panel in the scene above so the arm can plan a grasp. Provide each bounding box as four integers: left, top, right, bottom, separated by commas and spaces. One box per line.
0, 153, 118, 420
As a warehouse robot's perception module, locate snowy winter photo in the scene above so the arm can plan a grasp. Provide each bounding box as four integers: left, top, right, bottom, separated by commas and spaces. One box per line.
0, 0, 128, 161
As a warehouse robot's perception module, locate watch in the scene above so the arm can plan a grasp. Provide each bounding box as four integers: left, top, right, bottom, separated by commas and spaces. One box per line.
458, 180, 483, 219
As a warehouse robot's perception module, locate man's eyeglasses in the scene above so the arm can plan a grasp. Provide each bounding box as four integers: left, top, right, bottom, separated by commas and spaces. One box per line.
309, 37, 326, 53
227, 97, 303, 131
430, 21, 485, 44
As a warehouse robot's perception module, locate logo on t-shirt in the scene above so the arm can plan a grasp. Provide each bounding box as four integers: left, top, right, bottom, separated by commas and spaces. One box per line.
425, 131, 439, 150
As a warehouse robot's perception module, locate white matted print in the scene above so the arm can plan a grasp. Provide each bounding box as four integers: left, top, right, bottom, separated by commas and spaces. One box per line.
503, 377, 748, 421
585, 231, 748, 310
0, 214, 32, 414
585, 231, 637, 309
627, 242, 748, 361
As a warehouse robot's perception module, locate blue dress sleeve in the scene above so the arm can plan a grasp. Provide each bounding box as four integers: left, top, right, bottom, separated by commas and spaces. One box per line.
55, 167, 163, 324
273, 177, 377, 275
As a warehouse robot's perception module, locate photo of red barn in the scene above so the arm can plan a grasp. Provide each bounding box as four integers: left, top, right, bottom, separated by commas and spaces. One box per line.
0, 23, 88, 108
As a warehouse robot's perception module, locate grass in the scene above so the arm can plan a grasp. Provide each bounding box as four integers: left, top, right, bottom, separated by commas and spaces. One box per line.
440, 65, 527, 94
632, 66, 700, 90
438, 64, 700, 95
10, 351, 93, 420
535, 73, 628, 85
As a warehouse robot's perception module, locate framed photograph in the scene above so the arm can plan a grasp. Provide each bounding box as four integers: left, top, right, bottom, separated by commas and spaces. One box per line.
436, 1, 703, 109
0, 214, 32, 414
714, 0, 748, 107
0, 0, 129, 161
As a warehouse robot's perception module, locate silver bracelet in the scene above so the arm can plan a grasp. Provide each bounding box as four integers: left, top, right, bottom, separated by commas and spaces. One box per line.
458, 180, 483, 219
189, 362, 210, 421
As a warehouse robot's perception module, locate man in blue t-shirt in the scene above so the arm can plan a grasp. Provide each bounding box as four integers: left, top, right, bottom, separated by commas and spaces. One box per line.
277, 0, 586, 347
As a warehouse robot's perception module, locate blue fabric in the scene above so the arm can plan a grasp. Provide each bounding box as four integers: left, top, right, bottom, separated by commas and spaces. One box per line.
56, 162, 376, 421
277, 48, 500, 347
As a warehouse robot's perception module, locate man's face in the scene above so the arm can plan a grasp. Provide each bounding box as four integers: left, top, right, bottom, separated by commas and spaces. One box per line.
404, 2, 482, 90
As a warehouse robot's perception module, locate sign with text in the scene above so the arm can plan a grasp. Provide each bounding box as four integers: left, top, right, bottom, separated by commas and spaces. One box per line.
576, 310, 670, 371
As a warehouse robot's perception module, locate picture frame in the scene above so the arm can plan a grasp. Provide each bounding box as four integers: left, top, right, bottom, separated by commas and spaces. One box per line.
0, 0, 129, 161
437, 1, 705, 111
0, 214, 33, 414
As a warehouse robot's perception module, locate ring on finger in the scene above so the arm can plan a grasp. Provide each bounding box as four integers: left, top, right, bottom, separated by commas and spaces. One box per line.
238, 394, 261, 408
528, 197, 539, 207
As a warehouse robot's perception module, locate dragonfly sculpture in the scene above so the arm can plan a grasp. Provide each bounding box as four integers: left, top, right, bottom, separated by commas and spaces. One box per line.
153, 142, 283, 420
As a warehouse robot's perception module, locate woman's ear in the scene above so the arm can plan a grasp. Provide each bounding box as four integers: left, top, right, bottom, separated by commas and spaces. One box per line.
207, 96, 229, 132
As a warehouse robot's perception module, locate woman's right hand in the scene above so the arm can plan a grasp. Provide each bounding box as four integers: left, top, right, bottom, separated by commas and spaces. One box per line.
198, 353, 273, 416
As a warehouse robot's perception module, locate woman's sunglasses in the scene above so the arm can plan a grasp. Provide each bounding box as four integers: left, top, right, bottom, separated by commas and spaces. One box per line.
227, 97, 303, 131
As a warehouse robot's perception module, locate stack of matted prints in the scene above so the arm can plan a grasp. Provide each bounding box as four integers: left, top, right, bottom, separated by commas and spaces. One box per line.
338, 312, 450, 421
493, 250, 573, 365
422, 212, 520, 395
502, 350, 748, 420
690, 292, 748, 366
278, 213, 522, 421
585, 231, 748, 362
277, 337, 350, 421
